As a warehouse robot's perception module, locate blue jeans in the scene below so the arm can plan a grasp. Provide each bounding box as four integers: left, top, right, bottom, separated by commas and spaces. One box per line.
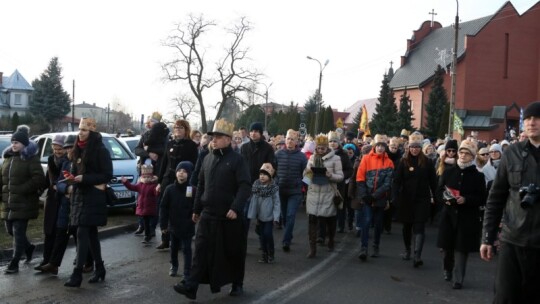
358, 204, 384, 248
170, 232, 192, 279
280, 193, 303, 246
259, 221, 275, 254
5, 219, 31, 260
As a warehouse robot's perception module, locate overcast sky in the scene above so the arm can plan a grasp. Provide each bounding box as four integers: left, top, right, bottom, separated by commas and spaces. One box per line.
1, 0, 537, 125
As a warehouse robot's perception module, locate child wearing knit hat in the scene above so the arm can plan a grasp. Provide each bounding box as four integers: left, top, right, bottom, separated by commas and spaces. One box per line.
159, 161, 195, 278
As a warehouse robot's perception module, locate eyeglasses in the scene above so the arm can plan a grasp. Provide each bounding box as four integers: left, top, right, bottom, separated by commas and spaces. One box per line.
480, 153, 489, 156
446, 149, 457, 153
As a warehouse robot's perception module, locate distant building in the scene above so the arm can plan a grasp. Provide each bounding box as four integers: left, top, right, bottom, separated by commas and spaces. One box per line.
389, 1, 540, 141
0, 70, 34, 117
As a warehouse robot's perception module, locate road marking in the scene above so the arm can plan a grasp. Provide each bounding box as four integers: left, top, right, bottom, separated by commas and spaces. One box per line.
252, 233, 357, 304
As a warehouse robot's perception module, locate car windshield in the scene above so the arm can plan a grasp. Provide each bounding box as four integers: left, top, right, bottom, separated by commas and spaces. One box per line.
0, 137, 11, 153
103, 137, 133, 160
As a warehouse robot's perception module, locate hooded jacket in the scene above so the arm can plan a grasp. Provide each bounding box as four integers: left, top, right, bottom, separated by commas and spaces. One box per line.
356, 148, 394, 207
1, 141, 45, 220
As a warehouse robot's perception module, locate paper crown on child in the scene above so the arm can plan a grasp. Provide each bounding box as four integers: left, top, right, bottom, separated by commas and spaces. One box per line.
141, 164, 154, 175
260, 163, 275, 177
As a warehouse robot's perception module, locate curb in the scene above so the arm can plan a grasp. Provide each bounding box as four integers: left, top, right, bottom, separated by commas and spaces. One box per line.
0, 223, 138, 264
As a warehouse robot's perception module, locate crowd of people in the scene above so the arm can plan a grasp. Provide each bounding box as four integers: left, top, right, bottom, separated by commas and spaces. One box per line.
2, 101, 540, 303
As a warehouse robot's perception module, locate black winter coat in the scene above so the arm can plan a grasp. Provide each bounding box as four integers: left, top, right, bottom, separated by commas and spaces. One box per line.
195, 146, 251, 217
43, 154, 69, 234
160, 181, 195, 239
240, 140, 275, 183
437, 164, 486, 252
69, 132, 113, 226
393, 156, 437, 223
158, 138, 198, 188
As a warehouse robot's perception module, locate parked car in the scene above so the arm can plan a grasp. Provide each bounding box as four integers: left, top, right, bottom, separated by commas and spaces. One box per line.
0, 135, 13, 167
118, 135, 140, 154
34, 132, 139, 209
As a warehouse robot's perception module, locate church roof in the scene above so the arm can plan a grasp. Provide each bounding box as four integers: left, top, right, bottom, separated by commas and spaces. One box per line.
1, 70, 33, 91
389, 15, 493, 89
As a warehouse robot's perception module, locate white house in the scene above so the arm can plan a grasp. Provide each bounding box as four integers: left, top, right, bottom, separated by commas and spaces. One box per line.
0, 70, 34, 117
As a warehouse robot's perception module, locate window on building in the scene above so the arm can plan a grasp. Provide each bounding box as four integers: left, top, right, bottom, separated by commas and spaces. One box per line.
14, 94, 22, 105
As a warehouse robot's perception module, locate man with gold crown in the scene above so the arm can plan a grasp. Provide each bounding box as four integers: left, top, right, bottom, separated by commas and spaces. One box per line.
174, 118, 251, 300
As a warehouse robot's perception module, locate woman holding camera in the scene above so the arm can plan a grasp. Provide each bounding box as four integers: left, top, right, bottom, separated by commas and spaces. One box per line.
436, 140, 486, 289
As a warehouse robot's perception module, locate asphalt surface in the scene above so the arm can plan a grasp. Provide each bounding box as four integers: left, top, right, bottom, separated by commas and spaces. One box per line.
0, 206, 498, 304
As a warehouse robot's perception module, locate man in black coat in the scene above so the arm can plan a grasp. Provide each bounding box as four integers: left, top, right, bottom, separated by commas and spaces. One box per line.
174, 118, 251, 300
481, 101, 540, 303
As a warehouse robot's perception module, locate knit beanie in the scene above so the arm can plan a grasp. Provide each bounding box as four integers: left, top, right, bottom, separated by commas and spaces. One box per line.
176, 161, 194, 177
11, 125, 30, 146
249, 122, 264, 134
523, 101, 540, 120
445, 139, 458, 151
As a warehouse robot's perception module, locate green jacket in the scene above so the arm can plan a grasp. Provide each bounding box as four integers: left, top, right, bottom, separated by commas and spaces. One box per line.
1, 141, 45, 220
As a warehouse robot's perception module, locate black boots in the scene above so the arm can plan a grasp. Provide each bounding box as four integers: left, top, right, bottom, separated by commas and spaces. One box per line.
156, 231, 170, 249
307, 217, 317, 258
174, 283, 198, 300
413, 234, 425, 267
25, 244, 35, 263
258, 252, 268, 263
64, 267, 83, 287
88, 261, 106, 283
229, 283, 244, 296
4, 258, 20, 274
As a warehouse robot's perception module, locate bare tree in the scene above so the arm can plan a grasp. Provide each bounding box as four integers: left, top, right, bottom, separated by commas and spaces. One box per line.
161, 14, 261, 132
170, 92, 199, 120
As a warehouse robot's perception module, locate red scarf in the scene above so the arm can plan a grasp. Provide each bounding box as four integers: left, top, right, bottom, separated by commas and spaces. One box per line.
77, 139, 88, 149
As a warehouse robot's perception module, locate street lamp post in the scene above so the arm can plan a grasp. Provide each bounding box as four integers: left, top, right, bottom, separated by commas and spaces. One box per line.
262, 82, 273, 132
307, 56, 329, 135
448, 0, 459, 138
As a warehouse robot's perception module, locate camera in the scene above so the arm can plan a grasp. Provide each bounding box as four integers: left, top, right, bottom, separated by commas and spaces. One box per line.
519, 183, 540, 208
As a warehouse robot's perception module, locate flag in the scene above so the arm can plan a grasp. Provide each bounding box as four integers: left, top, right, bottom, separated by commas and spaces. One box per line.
520, 107, 524, 132
453, 112, 464, 136
359, 104, 370, 136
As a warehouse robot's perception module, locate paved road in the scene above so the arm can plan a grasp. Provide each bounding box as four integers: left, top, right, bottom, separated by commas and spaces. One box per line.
0, 206, 497, 304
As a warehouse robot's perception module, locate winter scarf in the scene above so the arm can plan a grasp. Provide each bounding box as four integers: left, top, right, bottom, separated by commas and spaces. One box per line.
252, 180, 278, 198
457, 159, 475, 169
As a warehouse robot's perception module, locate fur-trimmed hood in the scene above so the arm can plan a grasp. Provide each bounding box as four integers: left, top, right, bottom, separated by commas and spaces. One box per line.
2, 140, 39, 161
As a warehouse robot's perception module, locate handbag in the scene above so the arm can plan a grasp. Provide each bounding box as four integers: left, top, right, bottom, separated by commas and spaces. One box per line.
332, 184, 344, 210
105, 185, 119, 206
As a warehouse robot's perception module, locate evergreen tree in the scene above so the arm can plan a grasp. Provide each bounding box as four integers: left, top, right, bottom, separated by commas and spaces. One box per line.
438, 102, 450, 139
30, 57, 71, 130
236, 104, 265, 130
303, 92, 319, 134
396, 88, 414, 133
321, 106, 335, 133
425, 65, 449, 138
369, 73, 398, 136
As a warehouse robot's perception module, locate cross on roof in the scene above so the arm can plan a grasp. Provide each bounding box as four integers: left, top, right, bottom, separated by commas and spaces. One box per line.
429, 9, 437, 27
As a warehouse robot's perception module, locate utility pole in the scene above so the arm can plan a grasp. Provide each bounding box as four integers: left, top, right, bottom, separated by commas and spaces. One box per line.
448, 0, 459, 139
307, 56, 329, 135
72, 80, 75, 131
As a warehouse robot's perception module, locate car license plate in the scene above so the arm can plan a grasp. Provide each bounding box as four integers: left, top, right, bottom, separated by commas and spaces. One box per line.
115, 190, 132, 199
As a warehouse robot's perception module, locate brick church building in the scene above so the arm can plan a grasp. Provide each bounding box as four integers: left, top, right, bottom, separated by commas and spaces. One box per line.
389, 1, 540, 141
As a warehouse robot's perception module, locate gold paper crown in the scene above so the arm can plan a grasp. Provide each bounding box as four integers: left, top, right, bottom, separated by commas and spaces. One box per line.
79, 117, 96, 132
210, 118, 235, 137
408, 131, 423, 145
260, 162, 275, 177
315, 133, 329, 146
327, 131, 339, 142
151, 111, 162, 122
373, 134, 387, 145
141, 164, 154, 175
400, 129, 410, 137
